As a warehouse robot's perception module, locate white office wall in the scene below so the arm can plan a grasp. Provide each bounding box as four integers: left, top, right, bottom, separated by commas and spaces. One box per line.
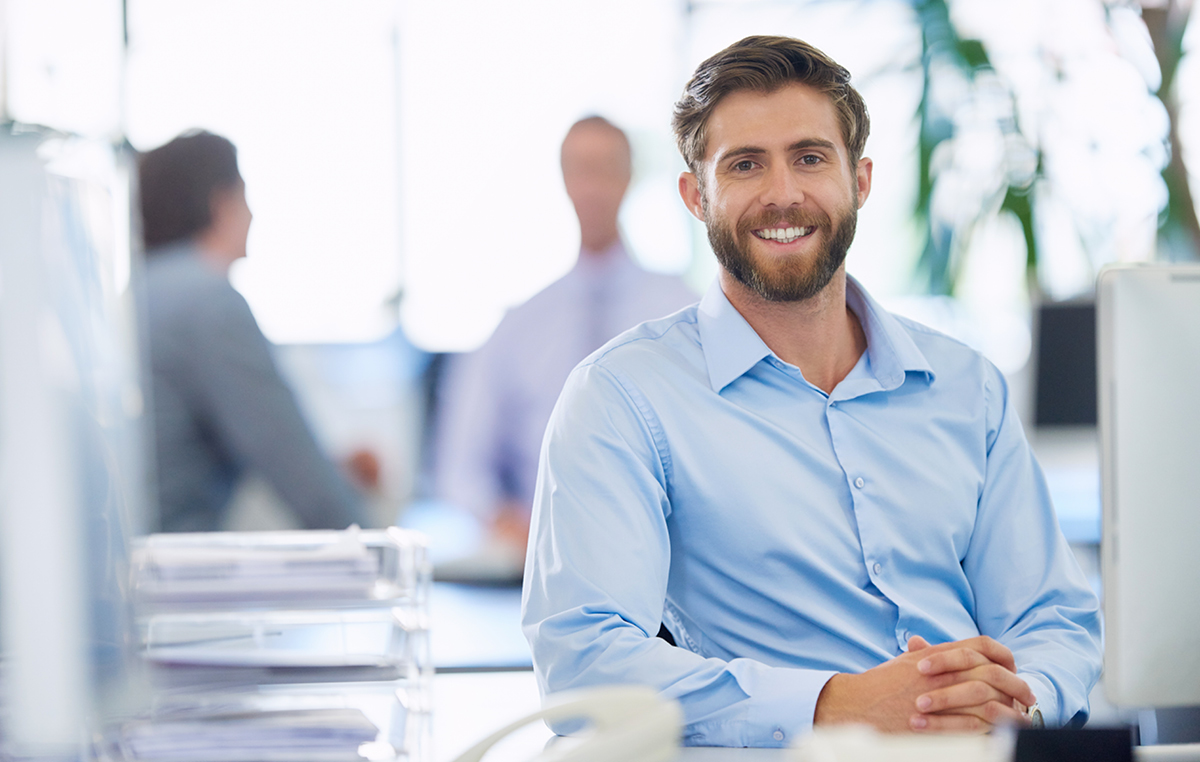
396, 0, 692, 352
124, 0, 403, 345
2, 0, 124, 137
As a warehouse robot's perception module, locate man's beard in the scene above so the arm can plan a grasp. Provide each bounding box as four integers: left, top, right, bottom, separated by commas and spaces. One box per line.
705, 199, 857, 303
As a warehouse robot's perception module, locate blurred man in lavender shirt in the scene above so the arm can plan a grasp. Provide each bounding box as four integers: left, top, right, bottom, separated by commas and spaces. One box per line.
432, 117, 696, 582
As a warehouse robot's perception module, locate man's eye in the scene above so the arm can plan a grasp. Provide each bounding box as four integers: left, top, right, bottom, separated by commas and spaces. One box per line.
799, 154, 822, 165
733, 160, 756, 171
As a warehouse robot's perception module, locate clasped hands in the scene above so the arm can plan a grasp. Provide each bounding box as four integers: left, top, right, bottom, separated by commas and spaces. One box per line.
813, 635, 1036, 734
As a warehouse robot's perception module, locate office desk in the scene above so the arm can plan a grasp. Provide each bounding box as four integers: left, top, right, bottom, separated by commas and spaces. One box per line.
423, 531, 1196, 762
431, 670, 789, 762
428, 586, 791, 761
430, 671, 1200, 762
431, 583, 530, 671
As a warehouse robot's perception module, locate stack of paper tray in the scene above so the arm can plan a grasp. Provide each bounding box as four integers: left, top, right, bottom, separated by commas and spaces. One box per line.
114, 526, 432, 762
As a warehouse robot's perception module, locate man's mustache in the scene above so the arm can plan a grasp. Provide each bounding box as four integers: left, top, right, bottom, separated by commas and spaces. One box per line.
736, 208, 830, 234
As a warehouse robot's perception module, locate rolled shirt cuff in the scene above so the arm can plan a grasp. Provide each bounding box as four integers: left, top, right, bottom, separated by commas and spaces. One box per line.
683, 660, 838, 747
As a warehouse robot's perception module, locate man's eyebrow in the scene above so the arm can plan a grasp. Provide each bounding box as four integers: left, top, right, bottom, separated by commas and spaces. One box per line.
717, 145, 766, 162
789, 138, 837, 152
715, 138, 839, 164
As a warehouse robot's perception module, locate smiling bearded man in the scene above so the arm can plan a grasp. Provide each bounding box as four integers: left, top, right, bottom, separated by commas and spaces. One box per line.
521, 34, 1101, 747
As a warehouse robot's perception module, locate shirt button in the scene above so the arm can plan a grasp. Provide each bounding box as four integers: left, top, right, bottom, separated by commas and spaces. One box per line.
873, 562, 883, 574
854, 477, 865, 489
773, 730, 785, 741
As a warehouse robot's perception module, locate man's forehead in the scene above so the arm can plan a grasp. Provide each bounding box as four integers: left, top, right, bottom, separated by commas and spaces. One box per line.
564, 123, 628, 151
703, 83, 843, 160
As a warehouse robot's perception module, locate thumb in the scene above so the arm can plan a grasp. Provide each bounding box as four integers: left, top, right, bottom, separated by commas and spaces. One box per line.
907, 635, 932, 652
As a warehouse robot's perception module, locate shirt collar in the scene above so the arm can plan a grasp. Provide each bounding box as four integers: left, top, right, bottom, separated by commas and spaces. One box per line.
697, 275, 935, 394
697, 279, 775, 393
845, 275, 935, 389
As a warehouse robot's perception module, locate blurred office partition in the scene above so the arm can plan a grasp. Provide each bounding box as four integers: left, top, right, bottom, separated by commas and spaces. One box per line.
0, 127, 147, 758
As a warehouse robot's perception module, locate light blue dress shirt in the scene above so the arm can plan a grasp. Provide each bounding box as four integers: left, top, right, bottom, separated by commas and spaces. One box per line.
521, 276, 1102, 747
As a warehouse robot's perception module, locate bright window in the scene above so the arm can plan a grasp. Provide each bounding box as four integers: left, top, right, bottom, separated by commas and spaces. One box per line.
395, 0, 692, 351
124, 0, 402, 345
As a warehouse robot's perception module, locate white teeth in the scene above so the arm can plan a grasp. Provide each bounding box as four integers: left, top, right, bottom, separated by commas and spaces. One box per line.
755, 226, 813, 243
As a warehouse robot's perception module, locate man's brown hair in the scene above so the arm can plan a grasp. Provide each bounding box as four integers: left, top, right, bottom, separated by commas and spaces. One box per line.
672, 35, 870, 173
138, 130, 242, 251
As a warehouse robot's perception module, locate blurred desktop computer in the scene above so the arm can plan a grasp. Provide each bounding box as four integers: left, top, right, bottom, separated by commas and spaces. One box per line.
1097, 263, 1200, 744
0, 126, 148, 758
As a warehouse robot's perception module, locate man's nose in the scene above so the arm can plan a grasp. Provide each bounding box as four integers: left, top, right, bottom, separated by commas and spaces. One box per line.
758, 164, 804, 208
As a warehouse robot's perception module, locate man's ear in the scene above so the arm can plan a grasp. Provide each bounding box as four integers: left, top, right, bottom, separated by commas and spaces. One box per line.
207, 185, 238, 230
854, 157, 873, 209
678, 171, 705, 222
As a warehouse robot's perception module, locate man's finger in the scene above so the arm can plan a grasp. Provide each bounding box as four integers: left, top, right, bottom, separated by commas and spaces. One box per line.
971, 663, 1037, 706
955, 636, 1017, 673
911, 700, 1029, 733
917, 666, 1037, 710
917, 646, 992, 677
916, 679, 1007, 713
914, 636, 1018, 673
909, 711, 989, 734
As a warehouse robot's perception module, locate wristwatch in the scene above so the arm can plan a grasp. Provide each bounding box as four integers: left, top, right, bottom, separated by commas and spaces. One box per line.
1025, 702, 1044, 729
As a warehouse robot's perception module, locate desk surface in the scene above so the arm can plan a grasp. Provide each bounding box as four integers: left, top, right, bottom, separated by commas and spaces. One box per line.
430, 582, 530, 671
430, 672, 1200, 762
431, 671, 543, 762
431, 670, 789, 762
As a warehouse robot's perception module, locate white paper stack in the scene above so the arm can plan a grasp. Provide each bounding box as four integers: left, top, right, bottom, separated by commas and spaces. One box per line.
117, 709, 381, 762
117, 526, 432, 762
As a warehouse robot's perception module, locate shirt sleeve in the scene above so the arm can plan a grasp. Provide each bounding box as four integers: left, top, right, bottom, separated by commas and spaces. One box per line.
522, 362, 836, 748
964, 365, 1103, 727
181, 282, 368, 530
432, 343, 508, 522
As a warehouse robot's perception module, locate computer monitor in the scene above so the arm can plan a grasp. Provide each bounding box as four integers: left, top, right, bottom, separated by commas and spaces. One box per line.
1097, 263, 1200, 712
0, 128, 147, 757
